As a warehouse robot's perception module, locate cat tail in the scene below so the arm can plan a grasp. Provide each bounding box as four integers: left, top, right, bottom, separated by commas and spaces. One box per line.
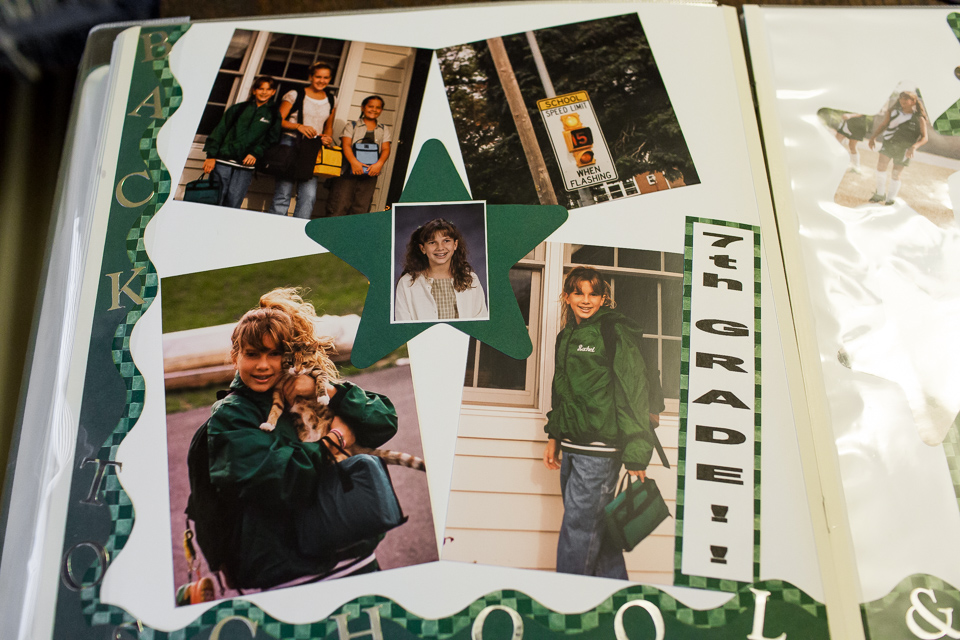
352, 446, 426, 472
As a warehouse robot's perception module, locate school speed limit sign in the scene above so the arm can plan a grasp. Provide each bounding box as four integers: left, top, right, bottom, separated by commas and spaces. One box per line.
537, 91, 618, 191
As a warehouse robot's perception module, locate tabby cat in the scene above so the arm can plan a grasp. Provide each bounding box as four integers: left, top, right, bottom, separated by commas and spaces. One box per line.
259, 341, 425, 471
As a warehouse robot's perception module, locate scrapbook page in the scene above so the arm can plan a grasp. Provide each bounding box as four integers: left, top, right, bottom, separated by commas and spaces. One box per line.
745, 6, 960, 639
1, 4, 836, 639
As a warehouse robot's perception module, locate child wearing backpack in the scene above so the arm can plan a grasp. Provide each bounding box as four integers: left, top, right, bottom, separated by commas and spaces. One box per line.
325, 95, 392, 216
270, 62, 338, 219
188, 300, 397, 591
541, 267, 657, 578
201, 75, 281, 208
867, 90, 929, 205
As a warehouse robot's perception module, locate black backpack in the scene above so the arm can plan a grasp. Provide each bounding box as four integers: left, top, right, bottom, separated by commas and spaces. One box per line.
260, 87, 335, 180
185, 404, 238, 577
598, 314, 670, 468
599, 314, 666, 415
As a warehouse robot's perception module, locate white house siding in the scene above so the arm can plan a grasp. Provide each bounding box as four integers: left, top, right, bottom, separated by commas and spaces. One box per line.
443, 409, 678, 586
176, 39, 417, 216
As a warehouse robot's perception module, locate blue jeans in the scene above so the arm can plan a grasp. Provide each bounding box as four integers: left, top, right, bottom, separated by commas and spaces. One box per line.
557, 452, 628, 579
270, 137, 318, 219
212, 162, 254, 209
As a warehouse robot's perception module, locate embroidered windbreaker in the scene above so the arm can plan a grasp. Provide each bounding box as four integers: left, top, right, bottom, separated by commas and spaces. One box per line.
543, 307, 654, 471
204, 375, 397, 588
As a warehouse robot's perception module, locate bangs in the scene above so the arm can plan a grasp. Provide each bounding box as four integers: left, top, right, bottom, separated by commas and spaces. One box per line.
419, 219, 460, 243
230, 308, 293, 361
564, 270, 605, 296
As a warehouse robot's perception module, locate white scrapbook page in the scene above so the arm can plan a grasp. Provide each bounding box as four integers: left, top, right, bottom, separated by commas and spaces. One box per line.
1, 4, 835, 639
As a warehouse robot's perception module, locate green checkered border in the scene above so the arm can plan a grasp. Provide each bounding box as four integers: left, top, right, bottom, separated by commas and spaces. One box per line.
75, 23, 187, 629
861, 574, 960, 640
932, 13, 960, 136
674, 218, 762, 592
941, 420, 960, 515
79, 581, 825, 639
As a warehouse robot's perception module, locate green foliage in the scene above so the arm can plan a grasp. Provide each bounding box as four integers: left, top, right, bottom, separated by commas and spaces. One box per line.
160, 252, 369, 333
438, 14, 699, 208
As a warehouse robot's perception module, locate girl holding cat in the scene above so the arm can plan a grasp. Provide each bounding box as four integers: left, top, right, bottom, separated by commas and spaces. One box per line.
394, 218, 487, 322
542, 267, 655, 578
201, 293, 397, 589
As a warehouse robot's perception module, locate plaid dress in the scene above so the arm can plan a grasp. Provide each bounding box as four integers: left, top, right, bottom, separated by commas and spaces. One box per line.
430, 278, 459, 320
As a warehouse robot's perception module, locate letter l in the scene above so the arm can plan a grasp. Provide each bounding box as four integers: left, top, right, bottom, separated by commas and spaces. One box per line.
747, 589, 786, 640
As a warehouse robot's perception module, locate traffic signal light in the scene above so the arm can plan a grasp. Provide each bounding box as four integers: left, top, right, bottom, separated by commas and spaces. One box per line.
574, 149, 595, 167
560, 113, 595, 166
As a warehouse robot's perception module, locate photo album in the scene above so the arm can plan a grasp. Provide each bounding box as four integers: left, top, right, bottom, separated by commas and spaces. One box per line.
5, 3, 960, 639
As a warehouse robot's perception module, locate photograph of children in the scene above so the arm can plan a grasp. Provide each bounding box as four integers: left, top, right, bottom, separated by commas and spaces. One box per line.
446, 244, 682, 585
174, 29, 431, 219
436, 14, 699, 211
160, 252, 436, 606
392, 202, 490, 323
819, 83, 960, 227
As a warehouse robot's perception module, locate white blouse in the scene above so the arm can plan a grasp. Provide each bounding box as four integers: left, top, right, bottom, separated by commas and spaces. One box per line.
394, 272, 488, 322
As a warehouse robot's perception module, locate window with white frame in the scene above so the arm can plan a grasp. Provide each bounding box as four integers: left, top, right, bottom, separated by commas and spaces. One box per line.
590, 177, 640, 203
196, 30, 348, 137
463, 242, 682, 413
463, 245, 545, 407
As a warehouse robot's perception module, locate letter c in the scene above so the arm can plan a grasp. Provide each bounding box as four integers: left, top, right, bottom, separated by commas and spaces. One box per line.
116, 170, 154, 208
210, 616, 258, 640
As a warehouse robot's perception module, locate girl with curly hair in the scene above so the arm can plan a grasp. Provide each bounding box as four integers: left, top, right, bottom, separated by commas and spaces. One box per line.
394, 218, 487, 321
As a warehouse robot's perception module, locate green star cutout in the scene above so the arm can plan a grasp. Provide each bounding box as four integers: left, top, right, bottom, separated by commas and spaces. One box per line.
305, 139, 567, 368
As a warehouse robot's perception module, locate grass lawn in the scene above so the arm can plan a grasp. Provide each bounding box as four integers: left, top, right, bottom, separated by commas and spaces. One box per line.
161, 252, 410, 414
160, 252, 369, 333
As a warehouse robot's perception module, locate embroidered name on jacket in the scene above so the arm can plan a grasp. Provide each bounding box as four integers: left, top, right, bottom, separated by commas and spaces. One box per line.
577, 344, 596, 352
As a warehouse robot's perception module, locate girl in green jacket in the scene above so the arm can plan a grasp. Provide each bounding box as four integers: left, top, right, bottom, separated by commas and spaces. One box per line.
199, 300, 398, 590
542, 267, 654, 578
202, 75, 281, 209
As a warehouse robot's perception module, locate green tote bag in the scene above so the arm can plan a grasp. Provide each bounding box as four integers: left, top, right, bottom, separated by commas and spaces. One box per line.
604, 475, 671, 552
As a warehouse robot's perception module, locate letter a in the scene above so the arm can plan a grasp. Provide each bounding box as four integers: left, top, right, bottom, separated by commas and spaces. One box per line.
692, 389, 750, 410
128, 86, 164, 119
747, 589, 786, 640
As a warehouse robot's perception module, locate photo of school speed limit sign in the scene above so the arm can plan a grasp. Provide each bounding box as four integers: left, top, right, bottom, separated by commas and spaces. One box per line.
537, 91, 618, 191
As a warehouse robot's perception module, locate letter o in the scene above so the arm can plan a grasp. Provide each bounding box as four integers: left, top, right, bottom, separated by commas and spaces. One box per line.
115, 170, 155, 208
471, 605, 524, 640
60, 541, 109, 591
614, 600, 665, 640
